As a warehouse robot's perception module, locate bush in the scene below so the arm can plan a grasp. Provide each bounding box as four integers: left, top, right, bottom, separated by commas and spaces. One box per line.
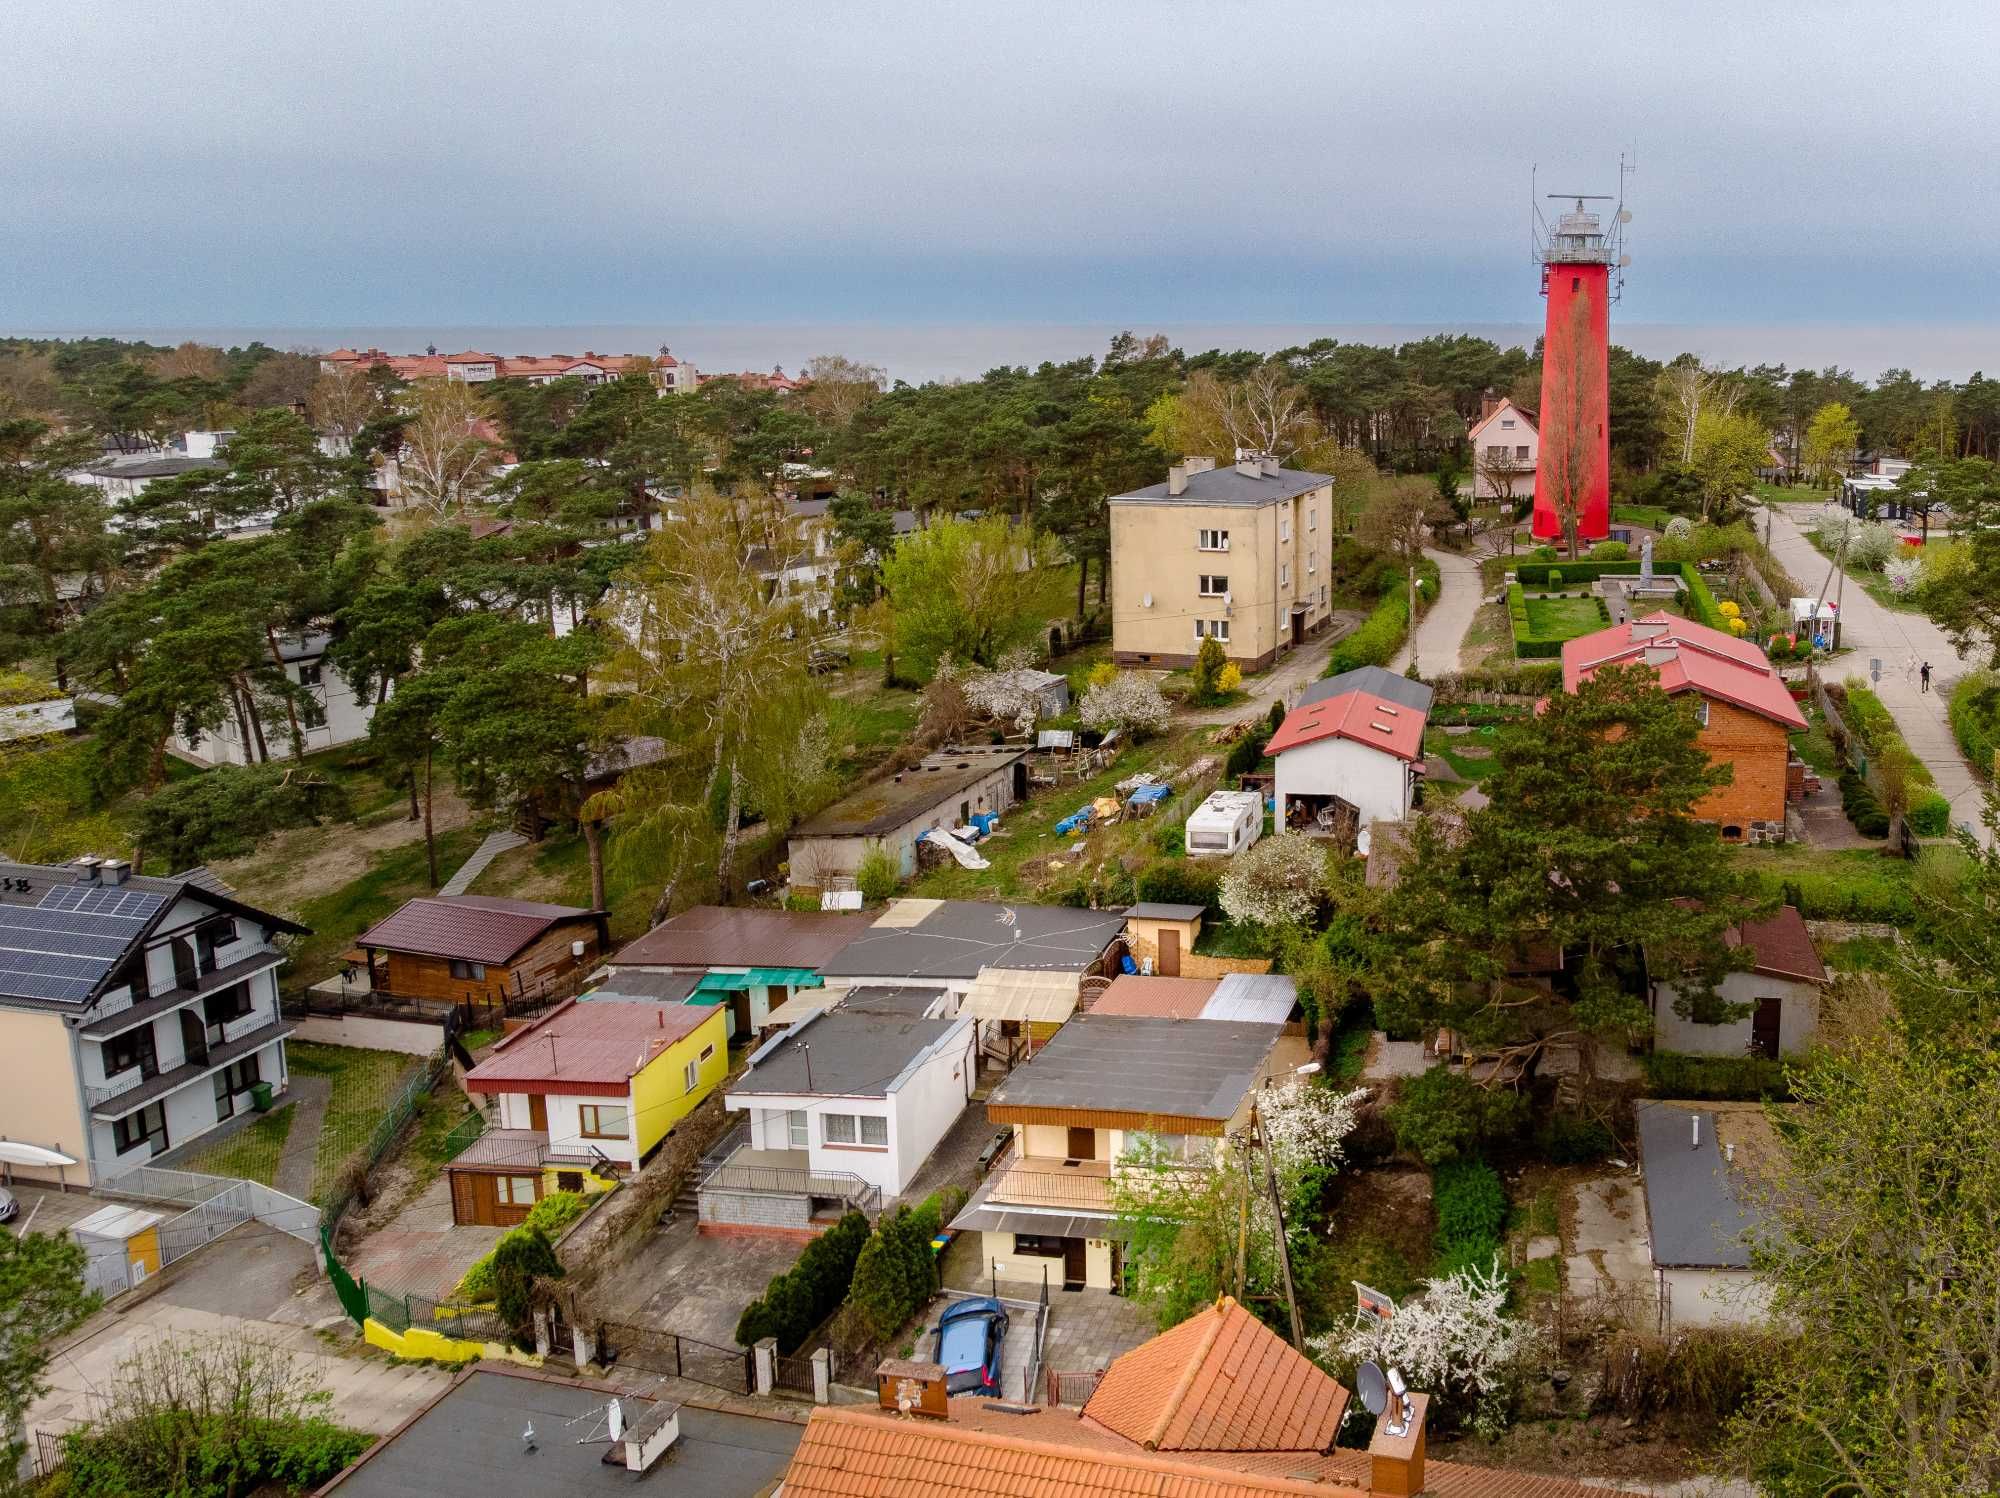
736, 1209, 870, 1351
1909, 790, 1951, 837
1432, 662, 1564, 698
847, 1204, 944, 1341
1217, 662, 1243, 694
1590, 540, 1630, 561
856, 842, 902, 903
1948, 670, 2000, 775
1268, 698, 1287, 732
1326, 560, 1439, 675
1189, 635, 1229, 705
524, 1190, 590, 1240
1537, 1114, 1616, 1165
489, 1224, 562, 1334
1224, 730, 1268, 780
1600, 1327, 1775, 1421
1530, 545, 1559, 562
1642, 1051, 1797, 1101
1135, 858, 1222, 909
1432, 1159, 1507, 1275
1388, 1068, 1527, 1167
1546, 568, 1563, 590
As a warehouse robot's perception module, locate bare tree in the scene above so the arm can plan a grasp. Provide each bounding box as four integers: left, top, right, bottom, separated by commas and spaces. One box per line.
1358, 475, 1439, 566
1476, 445, 1522, 507
1183, 363, 1318, 462
397, 380, 495, 514
307, 363, 378, 447
796, 354, 887, 428
1541, 297, 1603, 559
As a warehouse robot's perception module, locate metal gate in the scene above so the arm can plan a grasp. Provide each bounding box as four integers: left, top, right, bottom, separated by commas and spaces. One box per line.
773, 1349, 819, 1396
601, 1322, 752, 1394
35, 1430, 66, 1478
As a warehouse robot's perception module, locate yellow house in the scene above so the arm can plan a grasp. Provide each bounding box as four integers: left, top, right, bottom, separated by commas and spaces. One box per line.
450, 998, 728, 1226
1109, 455, 1339, 672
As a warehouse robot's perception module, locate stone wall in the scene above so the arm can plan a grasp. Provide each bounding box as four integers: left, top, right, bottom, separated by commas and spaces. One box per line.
1178, 953, 1274, 979
698, 1189, 812, 1234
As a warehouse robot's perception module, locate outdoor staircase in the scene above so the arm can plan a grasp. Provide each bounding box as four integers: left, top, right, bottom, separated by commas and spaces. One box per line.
438, 828, 530, 897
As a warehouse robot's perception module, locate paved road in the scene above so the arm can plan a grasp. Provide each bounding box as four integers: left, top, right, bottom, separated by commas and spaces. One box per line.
1392, 546, 1483, 676
1765, 508, 1991, 846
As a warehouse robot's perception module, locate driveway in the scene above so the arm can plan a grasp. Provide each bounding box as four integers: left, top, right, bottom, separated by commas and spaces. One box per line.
1766, 507, 1991, 846
1181, 611, 1366, 726
1392, 546, 1483, 675
584, 1211, 808, 1348
342, 1172, 506, 1301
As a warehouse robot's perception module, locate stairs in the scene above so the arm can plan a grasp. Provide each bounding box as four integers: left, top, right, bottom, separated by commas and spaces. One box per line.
438, 829, 530, 897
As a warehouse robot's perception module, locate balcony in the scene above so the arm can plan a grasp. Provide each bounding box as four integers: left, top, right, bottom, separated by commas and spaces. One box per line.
89, 1018, 294, 1121
983, 1143, 1212, 1214
80, 951, 281, 1040
86, 1066, 148, 1108
698, 1144, 882, 1213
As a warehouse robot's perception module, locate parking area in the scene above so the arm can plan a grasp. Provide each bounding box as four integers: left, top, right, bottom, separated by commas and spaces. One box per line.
586, 1211, 809, 1347
2, 1182, 106, 1241
920, 1290, 1044, 1403
341, 1173, 507, 1301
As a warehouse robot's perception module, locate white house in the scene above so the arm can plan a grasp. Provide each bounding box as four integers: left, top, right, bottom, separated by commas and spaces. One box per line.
0, 856, 303, 1186
1270, 666, 1433, 836
1650, 905, 1824, 1059
699, 1007, 977, 1231
171, 631, 378, 766
1466, 395, 1538, 498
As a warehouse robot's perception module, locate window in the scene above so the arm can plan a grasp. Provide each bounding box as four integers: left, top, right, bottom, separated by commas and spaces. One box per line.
1516, 444, 1530, 460
1195, 619, 1230, 643
1695, 700, 1711, 728
193, 917, 236, 972
214, 1055, 260, 1116
1500, 418, 1516, 430
1307, 507, 1317, 531
1132, 1132, 1209, 1165
448, 959, 487, 981
579, 1104, 629, 1139
297, 662, 323, 688
556, 1170, 585, 1192
1571, 276, 1580, 292
113, 1102, 168, 1157
301, 693, 327, 730
1197, 529, 1229, 552
1307, 551, 1317, 575
787, 1110, 809, 1149
1013, 1233, 1067, 1257
823, 1113, 887, 1148
683, 1056, 700, 1091
495, 1175, 540, 1205
202, 983, 253, 1027
103, 1026, 157, 1080
699, 1044, 716, 1063
1280, 563, 1290, 587
1280, 517, 1291, 542
1197, 575, 1228, 597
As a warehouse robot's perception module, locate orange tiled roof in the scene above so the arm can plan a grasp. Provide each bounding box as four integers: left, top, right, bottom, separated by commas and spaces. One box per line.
1080, 1298, 1349, 1454
1090, 975, 1218, 1018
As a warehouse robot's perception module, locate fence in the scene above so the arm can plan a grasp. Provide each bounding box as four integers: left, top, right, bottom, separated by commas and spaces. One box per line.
773, 1349, 819, 1396
438, 1109, 487, 1162
283, 966, 588, 1034
34, 1430, 65, 1479
600, 1321, 754, 1394
1045, 1369, 1104, 1408
319, 1046, 449, 1236
91, 1165, 319, 1297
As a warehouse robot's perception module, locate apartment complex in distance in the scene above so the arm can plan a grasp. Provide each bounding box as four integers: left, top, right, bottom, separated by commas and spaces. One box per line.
318, 347, 690, 389
1109, 455, 1338, 671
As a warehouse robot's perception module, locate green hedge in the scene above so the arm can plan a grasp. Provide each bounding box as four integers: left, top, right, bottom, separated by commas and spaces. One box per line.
1909, 792, 1951, 837
1838, 770, 1889, 838
1136, 858, 1222, 909
1513, 559, 1729, 632
1326, 560, 1439, 676
1433, 1159, 1507, 1276
1948, 671, 2000, 777
1504, 582, 1578, 659
737, 1209, 870, 1351
1432, 661, 1564, 697
1643, 1052, 1798, 1101
1746, 863, 1915, 924
846, 1189, 963, 1341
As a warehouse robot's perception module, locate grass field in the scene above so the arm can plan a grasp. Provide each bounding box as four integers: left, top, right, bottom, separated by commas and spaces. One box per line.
1424, 725, 1503, 783
1521, 593, 1608, 641
286, 1042, 423, 1202
284, 821, 488, 982
174, 1106, 296, 1186
1612, 504, 1674, 531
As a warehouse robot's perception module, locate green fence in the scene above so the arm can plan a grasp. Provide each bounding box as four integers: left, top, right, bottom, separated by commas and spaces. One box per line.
320, 1046, 449, 1236
439, 1110, 487, 1162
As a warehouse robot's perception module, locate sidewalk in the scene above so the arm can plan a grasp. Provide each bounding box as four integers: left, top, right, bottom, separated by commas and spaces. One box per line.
1765, 509, 1990, 846
1391, 546, 1482, 675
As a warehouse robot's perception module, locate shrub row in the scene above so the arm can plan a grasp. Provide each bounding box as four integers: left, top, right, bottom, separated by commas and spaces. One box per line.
845, 1187, 966, 1341
1429, 661, 1564, 698
1751, 868, 1915, 925
1642, 1051, 1797, 1101
1511, 559, 1729, 632
1948, 670, 2000, 778
1838, 770, 1889, 838
736, 1209, 870, 1352
1432, 1159, 1508, 1276
1135, 857, 1223, 909
1326, 560, 1440, 676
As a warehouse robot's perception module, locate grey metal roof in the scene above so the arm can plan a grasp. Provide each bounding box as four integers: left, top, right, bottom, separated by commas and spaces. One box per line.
584, 970, 703, 1005
317, 1368, 800, 1498
1111, 465, 1332, 508
1201, 973, 1297, 1025
819, 901, 1127, 980
1123, 903, 1205, 922
1635, 1101, 1765, 1269
731, 1009, 966, 1097
987, 1014, 1281, 1121
84, 456, 223, 479
1297, 666, 1436, 714
842, 985, 948, 1017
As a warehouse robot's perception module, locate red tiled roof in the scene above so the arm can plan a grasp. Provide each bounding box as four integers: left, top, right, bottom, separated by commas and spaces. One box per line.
356, 895, 599, 965
1267, 691, 1427, 762
612, 905, 873, 970
1091, 975, 1219, 1019
1465, 397, 1537, 444
1728, 904, 1825, 983
463, 997, 713, 1096
1080, 1298, 1348, 1455
1561, 613, 1807, 730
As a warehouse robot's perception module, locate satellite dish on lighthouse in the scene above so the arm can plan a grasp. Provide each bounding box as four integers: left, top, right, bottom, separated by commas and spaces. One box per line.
1618, 208, 1632, 224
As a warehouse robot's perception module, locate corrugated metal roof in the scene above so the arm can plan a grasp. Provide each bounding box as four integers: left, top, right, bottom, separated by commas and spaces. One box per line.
611, 905, 872, 970
358, 896, 597, 965
1202, 974, 1297, 1026
463, 998, 713, 1093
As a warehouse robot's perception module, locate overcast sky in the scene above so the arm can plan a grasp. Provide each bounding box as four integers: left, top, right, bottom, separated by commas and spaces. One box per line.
5, 1, 1998, 332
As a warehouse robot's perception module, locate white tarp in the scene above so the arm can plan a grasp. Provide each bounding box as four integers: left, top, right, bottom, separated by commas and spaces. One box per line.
921, 828, 990, 869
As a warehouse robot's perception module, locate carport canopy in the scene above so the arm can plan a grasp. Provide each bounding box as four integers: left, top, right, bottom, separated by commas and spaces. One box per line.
962, 968, 1079, 1025
688, 967, 825, 1003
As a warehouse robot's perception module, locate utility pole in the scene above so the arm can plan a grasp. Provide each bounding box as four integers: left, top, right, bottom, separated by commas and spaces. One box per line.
1407, 565, 1419, 677
1252, 1099, 1304, 1351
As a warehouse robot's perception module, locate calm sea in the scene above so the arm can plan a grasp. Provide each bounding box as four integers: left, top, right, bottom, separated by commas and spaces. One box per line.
31, 321, 2000, 386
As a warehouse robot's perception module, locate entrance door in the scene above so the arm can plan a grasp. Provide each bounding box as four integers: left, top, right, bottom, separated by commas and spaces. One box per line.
731, 990, 753, 1038
1066, 1127, 1095, 1162
529, 1094, 549, 1132
1751, 997, 1782, 1059
1291, 610, 1305, 647
1062, 1238, 1087, 1290
1158, 928, 1181, 977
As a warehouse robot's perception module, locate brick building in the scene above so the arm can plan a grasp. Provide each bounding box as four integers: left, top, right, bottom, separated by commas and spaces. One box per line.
1561, 613, 1807, 842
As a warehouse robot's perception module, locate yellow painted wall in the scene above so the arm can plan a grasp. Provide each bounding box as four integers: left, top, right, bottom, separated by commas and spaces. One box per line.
363, 1318, 543, 1366
630, 1006, 730, 1155
128, 1227, 163, 1280
0, 1008, 86, 1182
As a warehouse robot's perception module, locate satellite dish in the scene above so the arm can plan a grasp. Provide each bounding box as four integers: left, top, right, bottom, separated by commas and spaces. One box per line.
1357, 1360, 1388, 1416
1619, 254, 1633, 268
1618, 208, 1632, 224
608, 1398, 624, 1443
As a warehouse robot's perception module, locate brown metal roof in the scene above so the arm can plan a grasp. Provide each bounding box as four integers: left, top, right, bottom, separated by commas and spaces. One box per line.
356, 895, 600, 965
611, 905, 873, 970
1080, 1297, 1349, 1454
1728, 905, 1825, 984
1090, 975, 1218, 1019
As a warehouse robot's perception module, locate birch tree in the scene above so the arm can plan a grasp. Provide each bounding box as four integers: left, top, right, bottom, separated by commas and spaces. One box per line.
307, 362, 379, 448
397, 380, 495, 514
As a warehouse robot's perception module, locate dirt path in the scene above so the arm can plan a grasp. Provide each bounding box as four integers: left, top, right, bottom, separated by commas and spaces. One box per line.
212, 781, 474, 919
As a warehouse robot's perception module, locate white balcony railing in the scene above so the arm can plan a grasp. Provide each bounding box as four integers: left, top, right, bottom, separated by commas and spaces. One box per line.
93, 987, 136, 1022
86, 1067, 146, 1107
221, 1009, 272, 1045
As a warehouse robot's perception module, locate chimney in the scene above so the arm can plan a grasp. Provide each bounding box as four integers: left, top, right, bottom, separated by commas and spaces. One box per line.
72, 856, 103, 885
1181, 455, 1216, 475
1168, 464, 1188, 497
101, 859, 131, 887
1259, 455, 1280, 476
1368, 1390, 1429, 1497
1643, 645, 1680, 667
1480, 390, 1502, 423
1235, 455, 1262, 478
876, 1358, 949, 1419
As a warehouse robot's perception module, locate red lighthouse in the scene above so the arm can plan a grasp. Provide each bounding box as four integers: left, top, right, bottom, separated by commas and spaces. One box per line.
1530, 193, 1625, 546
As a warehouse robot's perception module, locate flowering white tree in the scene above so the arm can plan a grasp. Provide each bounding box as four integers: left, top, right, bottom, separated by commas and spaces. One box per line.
1079, 671, 1170, 738
1847, 521, 1900, 572
1326, 1256, 1542, 1418
1662, 515, 1694, 542
1259, 1079, 1369, 1180
1219, 831, 1328, 929
1884, 552, 1925, 597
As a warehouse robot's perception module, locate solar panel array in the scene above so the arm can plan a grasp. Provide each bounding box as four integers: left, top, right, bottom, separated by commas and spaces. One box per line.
0, 886, 166, 1005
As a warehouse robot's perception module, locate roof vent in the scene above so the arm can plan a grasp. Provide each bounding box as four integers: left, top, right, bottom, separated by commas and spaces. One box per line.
101, 859, 131, 887
72, 856, 103, 885
1643, 645, 1679, 667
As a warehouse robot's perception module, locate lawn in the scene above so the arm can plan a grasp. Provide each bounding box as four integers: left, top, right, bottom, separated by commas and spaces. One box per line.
286, 1041, 424, 1203
285, 821, 489, 983
1521, 593, 1608, 640
1423, 725, 1503, 783
174, 1105, 296, 1186
1755, 481, 1833, 506
1794, 704, 1840, 776
1459, 600, 1514, 669
1612, 504, 1674, 531
1729, 844, 1915, 924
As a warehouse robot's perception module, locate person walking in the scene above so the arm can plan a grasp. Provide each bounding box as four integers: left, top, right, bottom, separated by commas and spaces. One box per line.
1920, 661, 1932, 693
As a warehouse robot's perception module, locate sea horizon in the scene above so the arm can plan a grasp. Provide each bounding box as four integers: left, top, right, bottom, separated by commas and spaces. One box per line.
14, 319, 2000, 387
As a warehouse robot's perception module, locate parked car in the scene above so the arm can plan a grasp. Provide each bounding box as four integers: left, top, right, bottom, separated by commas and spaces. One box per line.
932, 1298, 1009, 1394
0, 1187, 16, 1224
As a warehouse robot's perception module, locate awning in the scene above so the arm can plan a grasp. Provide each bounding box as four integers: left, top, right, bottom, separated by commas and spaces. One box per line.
691, 971, 755, 998
962, 968, 1080, 1025
747, 968, 824, 988
0, 1141, 77, 1168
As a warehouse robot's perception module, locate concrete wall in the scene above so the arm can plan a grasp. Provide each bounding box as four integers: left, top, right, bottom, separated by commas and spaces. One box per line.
1653, 973, 1819, 1058
0, 1007, 88, 1183
699, 1188, 813, 1232
1274, 735, 1413, 831
289, 1013, 442, 1054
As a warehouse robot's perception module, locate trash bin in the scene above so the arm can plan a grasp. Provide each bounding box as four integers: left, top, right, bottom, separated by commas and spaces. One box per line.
250, 1082, 275, 1113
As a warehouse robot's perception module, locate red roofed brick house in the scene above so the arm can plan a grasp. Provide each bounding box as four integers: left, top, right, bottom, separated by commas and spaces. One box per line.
449, 997, 726, 1224
1561, 613, 1807, 843
354, 895, 608, 1010
780, 1297, 1610, 1498
1272, 667, 1434, 837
